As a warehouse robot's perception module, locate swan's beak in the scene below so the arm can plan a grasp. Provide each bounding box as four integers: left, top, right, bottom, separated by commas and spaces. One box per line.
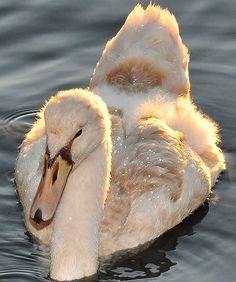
30, 152, 73, 226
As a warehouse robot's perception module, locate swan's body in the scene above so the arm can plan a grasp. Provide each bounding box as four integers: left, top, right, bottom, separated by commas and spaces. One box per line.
15, 4, 225, 281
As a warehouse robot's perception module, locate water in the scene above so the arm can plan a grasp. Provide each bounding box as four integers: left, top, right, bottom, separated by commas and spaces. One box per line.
0, 0, 235, 281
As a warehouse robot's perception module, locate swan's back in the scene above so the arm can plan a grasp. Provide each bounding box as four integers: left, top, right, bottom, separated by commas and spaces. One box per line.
90, 4, 190, 97
90, 4, 225, 182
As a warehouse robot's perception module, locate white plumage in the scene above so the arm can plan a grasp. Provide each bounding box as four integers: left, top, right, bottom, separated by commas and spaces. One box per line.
15, 4, 225, 281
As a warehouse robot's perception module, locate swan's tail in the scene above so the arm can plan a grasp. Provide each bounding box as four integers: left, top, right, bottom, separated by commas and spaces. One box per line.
90, 4, 190, 96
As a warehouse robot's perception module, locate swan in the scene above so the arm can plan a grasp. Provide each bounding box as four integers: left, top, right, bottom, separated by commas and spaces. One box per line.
15, 4, 225, 281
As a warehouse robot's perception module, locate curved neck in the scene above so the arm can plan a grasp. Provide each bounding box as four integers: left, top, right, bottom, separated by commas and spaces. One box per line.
50, 141, 111, 281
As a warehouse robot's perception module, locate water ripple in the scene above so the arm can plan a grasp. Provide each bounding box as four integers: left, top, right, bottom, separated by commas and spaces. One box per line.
0, 109, 36, 138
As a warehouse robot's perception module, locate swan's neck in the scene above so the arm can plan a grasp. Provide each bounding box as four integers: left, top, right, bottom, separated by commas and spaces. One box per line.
50, 142, 111, 281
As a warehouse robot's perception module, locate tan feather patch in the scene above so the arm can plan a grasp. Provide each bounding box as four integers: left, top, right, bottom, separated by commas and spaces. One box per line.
106, 58, 165, 93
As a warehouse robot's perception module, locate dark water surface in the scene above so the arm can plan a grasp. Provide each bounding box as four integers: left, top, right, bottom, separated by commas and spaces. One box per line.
0, 0, 236, 281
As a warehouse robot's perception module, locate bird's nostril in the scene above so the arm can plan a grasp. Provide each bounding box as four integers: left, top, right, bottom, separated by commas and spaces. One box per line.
52, 162, 59, 184
33, 208, 43, 224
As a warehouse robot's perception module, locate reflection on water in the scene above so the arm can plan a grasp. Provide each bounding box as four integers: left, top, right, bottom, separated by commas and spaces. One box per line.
0, 0, 236, 281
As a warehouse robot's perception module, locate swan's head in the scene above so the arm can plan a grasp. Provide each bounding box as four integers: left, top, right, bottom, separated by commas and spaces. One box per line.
30, 88, 111, 226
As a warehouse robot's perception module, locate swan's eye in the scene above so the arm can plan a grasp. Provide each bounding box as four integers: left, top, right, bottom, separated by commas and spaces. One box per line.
73, 129, 83, 139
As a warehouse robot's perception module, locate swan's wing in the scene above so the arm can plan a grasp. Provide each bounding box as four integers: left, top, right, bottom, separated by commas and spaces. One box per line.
111, 118, 188, 201
100, 118, 211, 256
15, 117, 52, 243
90, 4, 190, 98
